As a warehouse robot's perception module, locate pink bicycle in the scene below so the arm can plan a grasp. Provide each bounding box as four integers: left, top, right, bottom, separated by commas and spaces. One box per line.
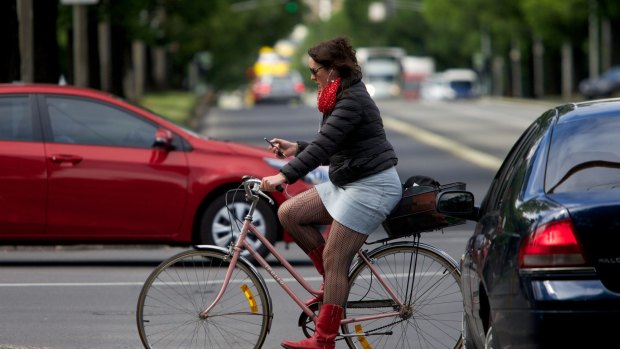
136, 176, 464, 348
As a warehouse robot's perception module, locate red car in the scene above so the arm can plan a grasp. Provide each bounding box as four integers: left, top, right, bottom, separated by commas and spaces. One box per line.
0, 84, 325, 258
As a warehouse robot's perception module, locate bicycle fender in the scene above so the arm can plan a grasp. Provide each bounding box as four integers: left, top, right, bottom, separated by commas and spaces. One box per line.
348, 241, 460, 278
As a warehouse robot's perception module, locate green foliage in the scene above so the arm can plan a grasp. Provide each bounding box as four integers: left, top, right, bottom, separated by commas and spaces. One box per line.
53, 0, 620, 96
90, 0, 304, 90
162, 0, 305, 90
521, 0, 589, 47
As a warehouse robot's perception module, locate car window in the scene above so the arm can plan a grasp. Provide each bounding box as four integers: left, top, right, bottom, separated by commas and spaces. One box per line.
546, 114, 620, 193
46, 96, 158, 148
522, 113, 555, 199
480, 114, 548, 212
0, 96, 32, 141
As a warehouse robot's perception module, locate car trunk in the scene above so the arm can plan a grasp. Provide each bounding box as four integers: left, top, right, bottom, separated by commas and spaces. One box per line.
550, 191, 620, 293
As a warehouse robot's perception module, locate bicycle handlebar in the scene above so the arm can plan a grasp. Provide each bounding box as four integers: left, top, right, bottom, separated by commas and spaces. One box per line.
241, 176, 281, 205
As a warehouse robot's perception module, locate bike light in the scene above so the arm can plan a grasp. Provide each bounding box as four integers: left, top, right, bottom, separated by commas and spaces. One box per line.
519, 219, 586, 268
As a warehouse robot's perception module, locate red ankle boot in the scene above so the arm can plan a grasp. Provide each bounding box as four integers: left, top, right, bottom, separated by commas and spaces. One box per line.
281, 304, 343, 349
305, 245, 325, 306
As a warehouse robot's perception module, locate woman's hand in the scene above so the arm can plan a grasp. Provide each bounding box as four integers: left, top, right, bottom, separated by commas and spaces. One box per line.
267, 138, 297, 158
261, 173, 287, 191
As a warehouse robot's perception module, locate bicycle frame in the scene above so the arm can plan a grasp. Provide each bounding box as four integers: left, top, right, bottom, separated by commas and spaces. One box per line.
200, 182, 406, 329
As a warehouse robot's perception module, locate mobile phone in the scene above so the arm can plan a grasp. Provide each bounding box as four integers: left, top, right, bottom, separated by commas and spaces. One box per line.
264, 138, 285, 158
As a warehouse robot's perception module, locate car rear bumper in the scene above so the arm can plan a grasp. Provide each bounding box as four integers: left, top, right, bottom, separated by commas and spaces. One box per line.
531, 279, 620, 301
493, 280, 620, 348
495, 310, 620, 348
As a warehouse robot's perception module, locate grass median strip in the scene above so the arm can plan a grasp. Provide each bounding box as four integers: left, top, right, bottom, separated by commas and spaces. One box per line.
139, 91, 197, 125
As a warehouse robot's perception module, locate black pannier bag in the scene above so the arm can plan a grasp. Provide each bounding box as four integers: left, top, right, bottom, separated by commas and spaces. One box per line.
382, 175, 466, 239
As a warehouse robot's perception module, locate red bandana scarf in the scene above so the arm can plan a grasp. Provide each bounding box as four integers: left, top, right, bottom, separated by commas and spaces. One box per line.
317, 77, 341, 113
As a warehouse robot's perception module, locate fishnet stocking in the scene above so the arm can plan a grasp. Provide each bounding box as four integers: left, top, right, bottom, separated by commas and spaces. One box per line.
279, 187, 368, 306
277, 188, 332, 254
323, 222, 368, 306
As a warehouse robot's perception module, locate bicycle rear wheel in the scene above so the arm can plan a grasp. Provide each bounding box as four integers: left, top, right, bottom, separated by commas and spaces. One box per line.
343, 242, 463, 349
136, 248, 271, 349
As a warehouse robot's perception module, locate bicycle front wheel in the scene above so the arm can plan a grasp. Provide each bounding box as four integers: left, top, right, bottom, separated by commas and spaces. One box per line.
136, 248, 271, 349
343, 243, 463, 349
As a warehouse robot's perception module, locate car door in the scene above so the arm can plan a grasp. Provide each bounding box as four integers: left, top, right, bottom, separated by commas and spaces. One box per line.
463, 117, 546, 344
0, 94, 47, 238
39, 94, 189, 240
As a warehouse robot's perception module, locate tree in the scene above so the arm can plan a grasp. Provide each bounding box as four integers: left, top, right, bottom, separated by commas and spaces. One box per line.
0, 1, 20, 83
521, 0, 589, 98
160, 0, 306, 90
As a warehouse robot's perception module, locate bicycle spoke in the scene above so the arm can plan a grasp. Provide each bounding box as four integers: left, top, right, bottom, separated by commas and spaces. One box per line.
343, 244, 463, 349
137, 249, 269, 349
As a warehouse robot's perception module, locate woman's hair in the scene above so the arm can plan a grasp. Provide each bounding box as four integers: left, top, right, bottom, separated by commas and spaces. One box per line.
308, 36, 362, 88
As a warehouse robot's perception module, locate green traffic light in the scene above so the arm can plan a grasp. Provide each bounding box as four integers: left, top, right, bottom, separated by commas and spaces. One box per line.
285, 2, 298, 13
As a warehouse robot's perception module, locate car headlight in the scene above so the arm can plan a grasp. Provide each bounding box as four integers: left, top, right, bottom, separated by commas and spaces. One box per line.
264, 158, 329, 185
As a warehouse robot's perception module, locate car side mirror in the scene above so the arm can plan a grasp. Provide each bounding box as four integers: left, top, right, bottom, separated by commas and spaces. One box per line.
436, 190, 479, 221
154, 128, 173, 149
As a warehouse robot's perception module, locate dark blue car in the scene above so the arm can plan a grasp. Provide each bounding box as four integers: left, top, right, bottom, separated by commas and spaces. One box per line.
579, 66, 620, 99
438, 98, 620, 348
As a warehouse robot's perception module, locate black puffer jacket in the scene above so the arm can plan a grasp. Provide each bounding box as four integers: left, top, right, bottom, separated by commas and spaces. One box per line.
280, 79, 398, 186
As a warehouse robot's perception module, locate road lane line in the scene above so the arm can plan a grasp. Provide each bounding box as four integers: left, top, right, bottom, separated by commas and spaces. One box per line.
383, 116, 503, 171
0, 282, 144, 287
0, 273, 439, 287
0, 278, 323, 287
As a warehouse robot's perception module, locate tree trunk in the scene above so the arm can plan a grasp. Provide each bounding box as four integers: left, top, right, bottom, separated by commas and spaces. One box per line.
532, 36, 545, 98
510, 38, 522, 98
561, 42, 574, 101
0, 1, 20, 82
33, 0, 60, 83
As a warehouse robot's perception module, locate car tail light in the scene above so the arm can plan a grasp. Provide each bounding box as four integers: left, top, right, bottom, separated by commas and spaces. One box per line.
519, 219, 586, 268
294, 82, 305, 93
254, 83, 271, 96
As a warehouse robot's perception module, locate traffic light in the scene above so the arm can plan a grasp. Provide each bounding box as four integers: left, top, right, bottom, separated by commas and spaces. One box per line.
284, 0, 299, 13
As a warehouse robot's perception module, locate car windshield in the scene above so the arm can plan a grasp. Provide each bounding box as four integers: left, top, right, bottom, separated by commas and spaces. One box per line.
546, 114, 620, 193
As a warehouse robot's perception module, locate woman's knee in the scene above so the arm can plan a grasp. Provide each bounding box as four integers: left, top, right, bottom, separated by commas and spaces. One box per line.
277, 202, 293, 228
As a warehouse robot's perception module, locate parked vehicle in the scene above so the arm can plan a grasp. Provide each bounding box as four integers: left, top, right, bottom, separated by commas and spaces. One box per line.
579, 65, 620, 99
438, 98, 620, 348
0, 83, 325, 259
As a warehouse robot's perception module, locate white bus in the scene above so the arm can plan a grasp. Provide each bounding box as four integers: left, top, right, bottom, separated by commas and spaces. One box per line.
356, 47, 405, 99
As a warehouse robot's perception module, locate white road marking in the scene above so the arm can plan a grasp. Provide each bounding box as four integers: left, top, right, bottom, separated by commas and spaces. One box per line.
383, 116, 503, 170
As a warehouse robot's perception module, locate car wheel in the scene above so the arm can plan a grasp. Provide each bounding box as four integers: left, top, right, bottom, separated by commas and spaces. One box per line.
484, 314, 499, 349
199, 192, 278, 261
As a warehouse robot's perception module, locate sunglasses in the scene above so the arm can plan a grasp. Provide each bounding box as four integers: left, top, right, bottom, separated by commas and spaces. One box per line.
309, 66, 324, 75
